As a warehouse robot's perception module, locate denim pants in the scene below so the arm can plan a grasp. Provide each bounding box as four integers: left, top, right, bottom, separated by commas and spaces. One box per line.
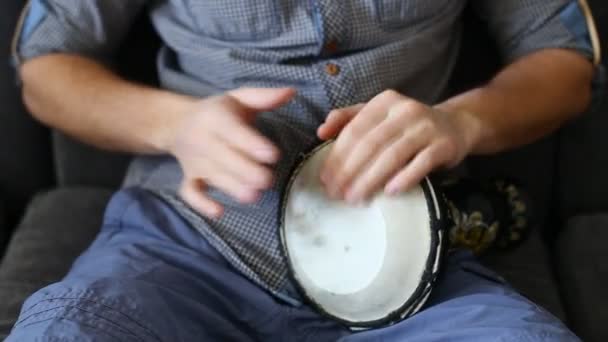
6, 188, 579, 341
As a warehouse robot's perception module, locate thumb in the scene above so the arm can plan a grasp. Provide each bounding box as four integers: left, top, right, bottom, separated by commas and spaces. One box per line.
228, 87, 296, 113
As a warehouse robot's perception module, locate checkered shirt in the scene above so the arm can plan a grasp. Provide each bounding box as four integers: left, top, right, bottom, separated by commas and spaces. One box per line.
15, 0, 595, 303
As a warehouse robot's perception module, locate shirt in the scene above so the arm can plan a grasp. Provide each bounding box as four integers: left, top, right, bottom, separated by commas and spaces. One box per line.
14, 0, 598, 304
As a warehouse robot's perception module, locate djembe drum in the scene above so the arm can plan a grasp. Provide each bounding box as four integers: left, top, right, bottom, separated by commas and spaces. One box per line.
280, 141, 448, 329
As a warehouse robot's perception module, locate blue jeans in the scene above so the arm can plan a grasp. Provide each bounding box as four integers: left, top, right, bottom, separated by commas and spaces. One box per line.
6, 189, 579, 341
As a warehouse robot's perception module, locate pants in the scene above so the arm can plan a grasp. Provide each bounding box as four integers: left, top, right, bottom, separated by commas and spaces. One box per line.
6, 189, 579, 341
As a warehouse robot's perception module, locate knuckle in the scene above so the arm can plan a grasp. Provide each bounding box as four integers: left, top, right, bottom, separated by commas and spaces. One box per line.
343, 124, 364, 140
381, 89, 401, 100
384, 148, 403, 167
413, 155, 435, 175
366, 134, 388, 153
407, 99, 427, 112
417, 117, 437, 134
389, 101, 423, 121
362, 140, 379, 155
255, 170, 274, 188
365, 134, 386, 154
328, 108, 344, 118
388, 103, 410, 120
437, 137, 457, 153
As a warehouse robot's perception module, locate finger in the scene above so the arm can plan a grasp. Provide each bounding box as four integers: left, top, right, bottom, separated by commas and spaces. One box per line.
201, 162, 262, 204
180, 179, 224, 219
385, 145, 446, 195
214, 118, 280, 165
228, 87, 296, 114
321, 96, 395, 192
317, 103, 365, 140
192, 139, 274, 190
328, 114, 405, 197
345, 131, 430, 203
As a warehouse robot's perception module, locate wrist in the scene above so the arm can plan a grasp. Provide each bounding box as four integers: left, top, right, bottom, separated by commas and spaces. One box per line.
149, 93, 199, 154
435, 105, 485, 156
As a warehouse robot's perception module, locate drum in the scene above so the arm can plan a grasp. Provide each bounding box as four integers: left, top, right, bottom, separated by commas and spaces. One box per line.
280, 141, 447, 329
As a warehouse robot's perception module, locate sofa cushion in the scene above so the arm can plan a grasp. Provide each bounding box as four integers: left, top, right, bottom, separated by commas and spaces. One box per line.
555, 214, 608, 342
0, 187, 112, 338
481, 228, 566, 321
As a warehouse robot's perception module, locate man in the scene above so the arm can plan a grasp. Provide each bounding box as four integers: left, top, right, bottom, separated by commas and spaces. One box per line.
6, 0, 600, 340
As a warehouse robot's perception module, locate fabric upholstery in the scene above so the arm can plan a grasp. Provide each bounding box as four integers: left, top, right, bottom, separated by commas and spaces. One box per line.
467, 137, 558, 231
0, 0, 53, 223
557, 103, 608, 219
554, 214, 608, 342
0, 195, 7, 252
0, 188, 112, 338
556, 0, 608, 220
52, 133, 131, 188
481, 229, 566, 321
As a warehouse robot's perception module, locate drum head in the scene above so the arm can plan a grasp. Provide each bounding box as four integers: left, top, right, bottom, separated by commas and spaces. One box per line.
280, 142, 445, 328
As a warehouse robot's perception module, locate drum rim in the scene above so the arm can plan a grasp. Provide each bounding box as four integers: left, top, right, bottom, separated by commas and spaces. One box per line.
279, 141, 448, 328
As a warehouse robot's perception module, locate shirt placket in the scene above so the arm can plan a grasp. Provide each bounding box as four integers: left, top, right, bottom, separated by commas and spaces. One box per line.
311, 0, 356, 109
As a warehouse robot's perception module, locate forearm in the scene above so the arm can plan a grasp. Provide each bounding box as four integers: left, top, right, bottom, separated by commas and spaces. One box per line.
437, 49, 594, 155
20, 54, 196, 154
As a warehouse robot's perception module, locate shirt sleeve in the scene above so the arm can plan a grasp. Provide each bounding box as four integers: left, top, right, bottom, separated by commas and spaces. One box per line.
12, 0, 148, 66
470, 0, 601, 66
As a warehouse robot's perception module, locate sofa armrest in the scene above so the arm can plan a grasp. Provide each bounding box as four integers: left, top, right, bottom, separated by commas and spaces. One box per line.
0, 187, 113, 338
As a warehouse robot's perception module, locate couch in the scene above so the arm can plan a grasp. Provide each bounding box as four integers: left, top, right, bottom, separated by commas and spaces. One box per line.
1, 1, 607, 341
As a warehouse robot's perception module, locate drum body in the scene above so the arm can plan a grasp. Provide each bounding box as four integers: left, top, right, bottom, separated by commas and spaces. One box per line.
280, 142, 447, 329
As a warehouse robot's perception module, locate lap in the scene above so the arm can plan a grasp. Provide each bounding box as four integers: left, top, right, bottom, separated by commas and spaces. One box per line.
7, 189, 304, 341
342, 252, 579, 341
6, 189, 578, 341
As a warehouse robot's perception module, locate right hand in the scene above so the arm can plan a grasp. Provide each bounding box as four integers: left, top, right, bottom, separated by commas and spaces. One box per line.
168, 87, 296, 219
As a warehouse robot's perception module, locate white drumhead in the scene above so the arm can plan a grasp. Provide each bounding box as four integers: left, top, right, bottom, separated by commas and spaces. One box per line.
282, 143, 435, 324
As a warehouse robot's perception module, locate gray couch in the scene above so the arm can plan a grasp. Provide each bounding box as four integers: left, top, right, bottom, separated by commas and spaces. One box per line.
1, 1, 607, 341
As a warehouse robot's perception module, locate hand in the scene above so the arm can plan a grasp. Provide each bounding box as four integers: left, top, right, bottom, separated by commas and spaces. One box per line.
169, 87, 296, 218
317, 89, 480, 203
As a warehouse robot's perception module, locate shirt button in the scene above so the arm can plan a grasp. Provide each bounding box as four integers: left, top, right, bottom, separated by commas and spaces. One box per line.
324, 40, 339, 54
325, 63, 341, 76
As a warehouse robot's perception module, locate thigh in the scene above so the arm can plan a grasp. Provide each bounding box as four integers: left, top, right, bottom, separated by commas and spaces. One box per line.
6, 189, 288, 342
338, 251, 580, 342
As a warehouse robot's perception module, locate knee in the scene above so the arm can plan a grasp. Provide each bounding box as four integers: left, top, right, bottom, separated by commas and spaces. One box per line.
6, 281, 160, 341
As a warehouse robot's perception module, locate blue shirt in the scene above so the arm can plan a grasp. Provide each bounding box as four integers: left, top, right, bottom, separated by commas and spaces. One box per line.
14, 0, 597, 304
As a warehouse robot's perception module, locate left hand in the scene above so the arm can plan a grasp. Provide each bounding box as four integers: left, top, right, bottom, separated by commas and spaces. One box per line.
317, 89, 480, 203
